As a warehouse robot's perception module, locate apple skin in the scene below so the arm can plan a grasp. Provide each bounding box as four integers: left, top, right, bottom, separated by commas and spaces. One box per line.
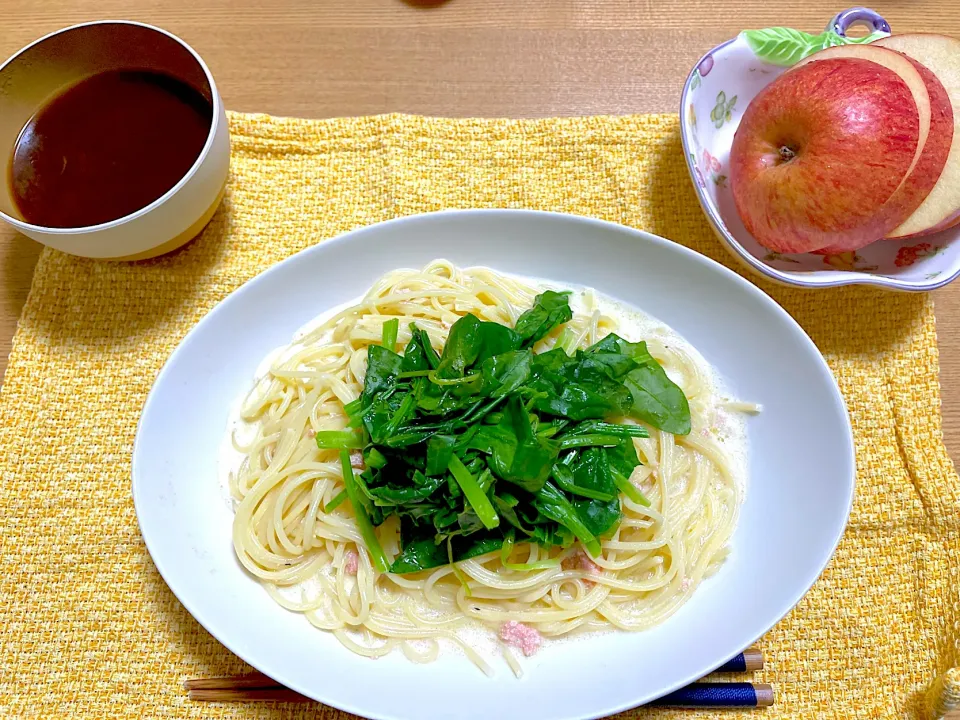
876, 34, 960, 239
730, 58, 921, 254
882, 55, 954, 240
795, 47, 953, 254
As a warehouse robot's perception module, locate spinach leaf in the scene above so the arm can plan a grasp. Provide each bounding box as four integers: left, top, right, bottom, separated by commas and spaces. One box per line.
480, 349, 532, 398
624, 365, 691, 435
514, 291, 574, 344
363, 345, 404, 399
390, 535, 446, 574
588, 334, 691, 435
493, 492, 534, 534
482, 396, 558, 492
425, 434, 456, 476
532, 481, 601, 556
474, 322, 523, 364
564, 447, 621, 537
350, 294, 693, 574
572, 494, 621, 539
390, 520, 503, 574
401, 324, 432, 372
531, 523, 574, 549
368, 470, 445, 505
528, 374, 631, 420
528, 349, 634, 419
570, 447, 617, 497
605, 438, 642, 478
435, 314, 483, 378
363, 446, 388, 469
586, 332, 645, 359
528, 347, 572, 374
574, 352, 638, 383
552, 462, 616, 501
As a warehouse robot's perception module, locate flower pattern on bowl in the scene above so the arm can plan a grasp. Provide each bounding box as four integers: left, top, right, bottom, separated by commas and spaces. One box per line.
710, 92, 737, 129
895, 242, 946, 267
701, 150, 728, 188
680, 7, 960, 291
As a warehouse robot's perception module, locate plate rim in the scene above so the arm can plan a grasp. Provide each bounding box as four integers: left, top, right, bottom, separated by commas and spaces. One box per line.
132, 208, 856, 719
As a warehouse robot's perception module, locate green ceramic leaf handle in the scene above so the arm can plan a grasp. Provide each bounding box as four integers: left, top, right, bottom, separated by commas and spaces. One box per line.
742, 7, 890, 67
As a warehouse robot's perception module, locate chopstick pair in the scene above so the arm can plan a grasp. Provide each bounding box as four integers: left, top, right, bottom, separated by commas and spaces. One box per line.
185, 647, 772, 708
652, 648, 771, 708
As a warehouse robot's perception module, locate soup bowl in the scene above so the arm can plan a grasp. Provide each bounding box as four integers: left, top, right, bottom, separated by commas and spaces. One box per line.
0, 21, 229, 260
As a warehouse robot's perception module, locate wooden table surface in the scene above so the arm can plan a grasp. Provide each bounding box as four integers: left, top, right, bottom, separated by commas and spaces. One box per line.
1, 2, 958, 713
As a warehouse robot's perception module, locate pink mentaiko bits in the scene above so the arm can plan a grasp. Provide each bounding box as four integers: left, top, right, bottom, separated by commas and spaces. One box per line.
499, 621, 542, 657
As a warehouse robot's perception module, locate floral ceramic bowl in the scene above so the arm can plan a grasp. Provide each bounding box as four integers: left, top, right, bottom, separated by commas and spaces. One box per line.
680, 7, 960, 291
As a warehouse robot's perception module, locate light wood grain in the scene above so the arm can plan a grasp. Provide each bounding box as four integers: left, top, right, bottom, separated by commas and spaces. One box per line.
0, 2, 957, 715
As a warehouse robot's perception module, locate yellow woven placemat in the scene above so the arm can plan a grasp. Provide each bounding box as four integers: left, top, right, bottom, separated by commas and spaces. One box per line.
1, 112, 959, 720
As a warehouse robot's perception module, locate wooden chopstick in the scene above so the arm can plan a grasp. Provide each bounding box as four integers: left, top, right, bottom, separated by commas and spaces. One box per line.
186, 681, 773, 708
649, 682, 774, 708
185, 672, 277, 691
186, 646, 767, 705
188, 686, 310, 702
713, 647, 764, 673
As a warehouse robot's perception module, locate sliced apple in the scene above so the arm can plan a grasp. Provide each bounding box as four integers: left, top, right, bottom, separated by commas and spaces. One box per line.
793, 44, 952, 253
942, 214, 960, 231
730, 57, 922, 254
874, 34, 960, 238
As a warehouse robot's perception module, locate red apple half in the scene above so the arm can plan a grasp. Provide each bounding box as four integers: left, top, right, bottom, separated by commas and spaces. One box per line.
730, 56, 921, 254
794, 44, 952, 253
876, 34, 960, 238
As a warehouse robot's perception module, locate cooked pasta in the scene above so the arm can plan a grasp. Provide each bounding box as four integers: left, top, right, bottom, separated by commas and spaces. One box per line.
224, 260, 749, 675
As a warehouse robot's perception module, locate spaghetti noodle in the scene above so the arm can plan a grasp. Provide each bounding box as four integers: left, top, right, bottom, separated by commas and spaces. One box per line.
225, 260, 749, 674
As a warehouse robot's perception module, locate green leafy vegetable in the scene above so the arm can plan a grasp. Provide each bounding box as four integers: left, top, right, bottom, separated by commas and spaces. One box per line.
315, 430, 364, 450
339, 450, 390, 573
381, 317, 399, 351
363, 446, 388, 469
435, 314, 485, 378
514, 290, 574, 344
533, 481, 602, 556
363, 345, 404, 398
389, 523, 503, 574
342, 291, 690, 574
613, 470, 650, 507
448, 454, 500, 530
425, 434, 455, 475
558, 434, 624, 450
586, 334, 691, 434
481, 349, 532, 398
624, 364, 691, 435
323, 489, 348, 513
552, 462, 616, 502
480, 395, 558, 493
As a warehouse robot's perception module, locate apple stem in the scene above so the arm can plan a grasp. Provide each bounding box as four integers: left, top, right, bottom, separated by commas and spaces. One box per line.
779, 146, 797, 163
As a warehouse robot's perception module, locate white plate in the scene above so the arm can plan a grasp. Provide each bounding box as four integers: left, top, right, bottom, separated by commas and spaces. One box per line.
133, 209, 855, 720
